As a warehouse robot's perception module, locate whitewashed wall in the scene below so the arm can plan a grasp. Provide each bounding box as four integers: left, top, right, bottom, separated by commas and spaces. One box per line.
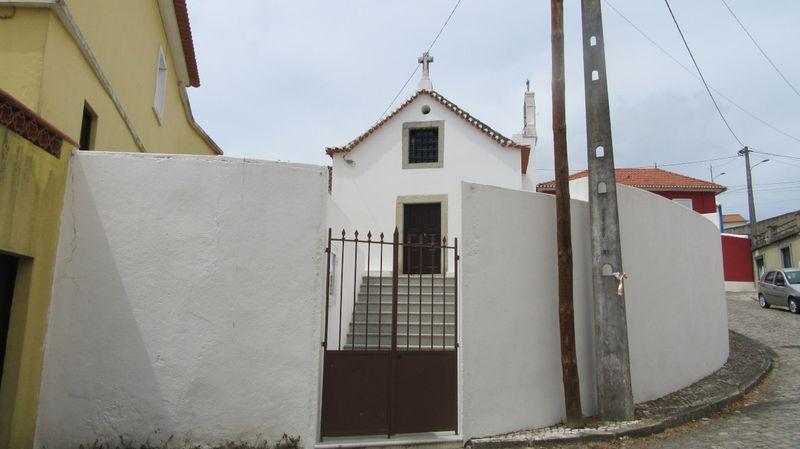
330, 92, 532, 271
324, 199, 367, 350
36, 152, 329, 448
461, 181, 729, 439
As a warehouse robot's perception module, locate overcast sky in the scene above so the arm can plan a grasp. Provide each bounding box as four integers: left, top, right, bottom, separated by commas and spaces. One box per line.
186, 0, 800, 221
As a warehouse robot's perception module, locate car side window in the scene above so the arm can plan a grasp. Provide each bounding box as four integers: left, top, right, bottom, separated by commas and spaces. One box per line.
775, 273, 786, 286
765, 271, 775, 284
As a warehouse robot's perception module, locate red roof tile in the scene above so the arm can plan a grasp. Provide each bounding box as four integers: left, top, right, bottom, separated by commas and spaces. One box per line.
723, 213, 747, 223
326, 90, 531, 173
173, 0, 200, 87
536, 168, 727, 193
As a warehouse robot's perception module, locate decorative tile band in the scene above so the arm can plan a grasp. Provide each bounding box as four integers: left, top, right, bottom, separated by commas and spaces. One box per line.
0, 88, 77, 157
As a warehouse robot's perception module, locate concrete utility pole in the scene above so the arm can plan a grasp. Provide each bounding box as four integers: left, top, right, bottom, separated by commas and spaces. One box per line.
580, 0, 634, 421
739, 146, 758, 237
550, 0, 583, 427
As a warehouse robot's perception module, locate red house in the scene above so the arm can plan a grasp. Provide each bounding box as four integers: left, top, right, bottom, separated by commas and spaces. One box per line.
535, 167, 725, 213
537, 168, 754, 291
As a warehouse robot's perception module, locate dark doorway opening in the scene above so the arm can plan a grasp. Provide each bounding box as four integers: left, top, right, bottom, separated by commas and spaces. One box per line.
0, 253, 18, 387
403, 203, 442, 274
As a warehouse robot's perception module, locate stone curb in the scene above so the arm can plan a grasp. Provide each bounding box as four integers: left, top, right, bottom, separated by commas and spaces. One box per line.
467, 331, 775, 448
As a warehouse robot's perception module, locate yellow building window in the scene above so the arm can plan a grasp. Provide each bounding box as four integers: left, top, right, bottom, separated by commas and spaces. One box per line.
153, 47, 168, 125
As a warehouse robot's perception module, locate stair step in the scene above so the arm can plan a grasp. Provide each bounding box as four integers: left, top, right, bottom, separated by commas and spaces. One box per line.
353, 304, 454, 314
352, 313, 455, 324
346, 335, 455, 349
358, 285, 456, 298
338, 344, 457, 351
362, 278, 455, 286
353, 297, 455, 306
349, 322, 454, 333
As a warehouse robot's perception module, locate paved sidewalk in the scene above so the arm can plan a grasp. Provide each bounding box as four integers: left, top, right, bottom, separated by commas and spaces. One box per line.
546, 293, 800, 449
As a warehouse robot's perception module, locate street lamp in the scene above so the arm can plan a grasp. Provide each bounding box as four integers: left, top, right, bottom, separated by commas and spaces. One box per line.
752, 158, 770, 169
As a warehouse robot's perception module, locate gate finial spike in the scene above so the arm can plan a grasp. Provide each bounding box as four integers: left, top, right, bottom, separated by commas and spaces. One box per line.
442, 236, 447, 245
341, 229, 346, 237
367, 231, 372, 240
380, 231, 385, 241
354, 230, 359, 239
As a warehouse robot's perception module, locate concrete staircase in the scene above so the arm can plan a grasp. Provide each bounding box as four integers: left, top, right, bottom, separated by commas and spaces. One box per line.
345, 274, 456, 350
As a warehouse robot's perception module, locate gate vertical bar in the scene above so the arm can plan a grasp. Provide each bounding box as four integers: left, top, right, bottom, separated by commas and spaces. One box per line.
406, 261, 411, 350
338, 230, 346, 350
430, 237, 435, 350
581, 0, 634, 421
389, 227, 400, 436
454, 238, 458, 350
418, 235, 423, 350
365, 232, 372, 350
378, 233, 384, 349
442, 238, 447, 349
351, 231, 359, 351
323, 228, 332, 349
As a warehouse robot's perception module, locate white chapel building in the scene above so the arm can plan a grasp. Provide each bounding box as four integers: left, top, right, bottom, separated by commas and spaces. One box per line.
327, 53, 539, 272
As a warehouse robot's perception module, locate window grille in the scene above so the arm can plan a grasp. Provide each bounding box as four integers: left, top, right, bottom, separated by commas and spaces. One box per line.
408, 128, 439, 164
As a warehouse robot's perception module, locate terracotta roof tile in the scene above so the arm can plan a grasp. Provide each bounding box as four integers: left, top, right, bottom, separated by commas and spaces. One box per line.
723, 213, 747, 223
536, 168, 727, 193
325, 89, 531, 172
173, 0, 200, 87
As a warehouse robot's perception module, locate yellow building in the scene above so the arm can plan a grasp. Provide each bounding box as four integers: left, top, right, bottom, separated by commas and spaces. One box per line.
0, 1, 220, 446
752, 211, 800, 277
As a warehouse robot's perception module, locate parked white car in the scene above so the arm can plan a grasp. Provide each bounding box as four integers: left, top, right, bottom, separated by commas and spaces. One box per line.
758, 268, 800, 314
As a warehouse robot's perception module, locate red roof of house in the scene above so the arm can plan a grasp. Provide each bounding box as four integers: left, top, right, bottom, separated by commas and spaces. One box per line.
723, 213, 747, 223
326, 89, 532, 174
173, 0, 200, 87
536, 168, 727, 193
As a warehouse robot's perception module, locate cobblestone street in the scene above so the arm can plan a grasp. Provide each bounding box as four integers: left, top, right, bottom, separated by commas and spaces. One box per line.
551, 292, 800, 449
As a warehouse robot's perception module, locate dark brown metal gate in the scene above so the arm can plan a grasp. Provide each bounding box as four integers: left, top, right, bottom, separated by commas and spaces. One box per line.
321, 228, 458, 438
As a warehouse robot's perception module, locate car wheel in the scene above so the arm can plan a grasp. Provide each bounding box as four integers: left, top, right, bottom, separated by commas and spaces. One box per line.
759, 294, 770, 309
790, 297, 799, 314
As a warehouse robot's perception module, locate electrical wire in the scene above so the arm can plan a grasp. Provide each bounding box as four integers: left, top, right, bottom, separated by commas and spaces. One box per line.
375, 0, 463, 122
750, 149, 800, 161
653, 155, 738, 168
663, 0, 743, 146
720, 0, 800, 99
603, 0, 800, 144
766, 158, 800, 169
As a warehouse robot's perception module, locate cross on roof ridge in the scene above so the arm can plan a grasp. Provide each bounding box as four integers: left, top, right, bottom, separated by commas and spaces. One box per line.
417, 52, 434, 91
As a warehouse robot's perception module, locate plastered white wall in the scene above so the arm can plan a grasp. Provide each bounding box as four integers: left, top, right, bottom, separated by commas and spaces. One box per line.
461, 183, 595, 438
330, 92, 530, 271
613, 180, 729, 403
461, 181, 729, 439
324, 198, 367, 350
36, 151, 329, 448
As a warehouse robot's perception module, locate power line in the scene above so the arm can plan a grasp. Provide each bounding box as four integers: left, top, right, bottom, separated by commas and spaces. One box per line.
767, 158, 800, 169
603, 0, 800, 144
663, 0, 743, 146
750, 149, 800, 161
376, 68, 420, 123
375, 0, 462, 122
720, 0, 800, 99
426, 0, 462, 53
653, 155, 739, 168
725, 180, 800, 188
